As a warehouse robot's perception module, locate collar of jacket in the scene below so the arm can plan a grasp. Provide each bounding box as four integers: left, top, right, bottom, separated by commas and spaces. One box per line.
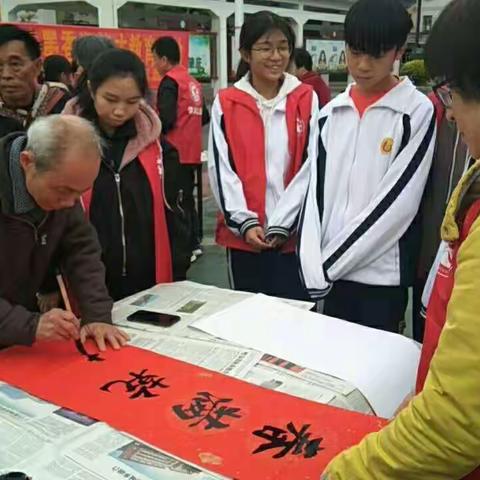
233, 72, 302, 113
442, 160, 480, 243
0, 132, 45, 222
0, 83, 67, 127
63, 98, 162, 169
328, 77, 418, 115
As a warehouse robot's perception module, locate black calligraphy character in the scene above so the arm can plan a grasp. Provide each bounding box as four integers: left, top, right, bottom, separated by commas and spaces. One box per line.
75, 339, 104, 362
100, 369, 169, 399
172, 391, 241, 430
252, 422, 324, 459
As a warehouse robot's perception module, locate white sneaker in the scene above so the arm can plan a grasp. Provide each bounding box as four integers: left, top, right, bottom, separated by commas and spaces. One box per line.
190, 254, 197, 263
192, 247, 203, 257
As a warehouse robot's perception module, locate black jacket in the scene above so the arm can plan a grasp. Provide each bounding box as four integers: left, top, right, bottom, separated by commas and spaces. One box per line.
90, 119, 156, 301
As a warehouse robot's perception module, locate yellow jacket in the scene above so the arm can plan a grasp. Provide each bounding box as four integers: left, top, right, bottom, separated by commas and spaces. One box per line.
324, 162, 480, 479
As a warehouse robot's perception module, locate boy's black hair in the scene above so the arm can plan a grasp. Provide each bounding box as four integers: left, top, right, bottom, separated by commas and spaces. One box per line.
345, 0, 413, 57
426, 0, 480, 101
0, 24, 41, 59
151, 36, 180, 64
43, 55, 72, 83
294, 48, 313, 71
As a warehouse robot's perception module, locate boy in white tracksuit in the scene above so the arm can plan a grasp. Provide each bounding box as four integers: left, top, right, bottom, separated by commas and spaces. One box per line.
267, 0, 436, 332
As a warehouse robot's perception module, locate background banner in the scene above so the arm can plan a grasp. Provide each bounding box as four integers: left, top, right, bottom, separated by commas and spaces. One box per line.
11, 22, 189, 89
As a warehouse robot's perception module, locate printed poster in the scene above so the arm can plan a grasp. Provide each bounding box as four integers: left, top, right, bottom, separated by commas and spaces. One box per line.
305, 39, 346, 73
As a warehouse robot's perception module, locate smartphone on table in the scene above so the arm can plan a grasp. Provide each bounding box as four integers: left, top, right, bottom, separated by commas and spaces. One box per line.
127, 310, 181, 328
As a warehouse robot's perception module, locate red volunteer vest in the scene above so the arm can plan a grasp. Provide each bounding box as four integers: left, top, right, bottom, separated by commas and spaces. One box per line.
417, 199, 480, 480
216, 84, 314, 253
81, 140, 173, 285
163, 65, 203, 165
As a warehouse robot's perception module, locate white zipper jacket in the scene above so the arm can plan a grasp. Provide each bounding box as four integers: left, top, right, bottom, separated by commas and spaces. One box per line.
269, 78, 436, 297
208, 73, 319, 237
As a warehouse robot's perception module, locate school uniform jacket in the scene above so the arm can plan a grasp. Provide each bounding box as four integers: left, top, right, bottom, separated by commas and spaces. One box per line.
269, 78, 436, 296
208, 73, 319, 253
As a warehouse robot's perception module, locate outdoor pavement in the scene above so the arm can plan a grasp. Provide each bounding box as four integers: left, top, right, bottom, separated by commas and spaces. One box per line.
188, 196, 229, 289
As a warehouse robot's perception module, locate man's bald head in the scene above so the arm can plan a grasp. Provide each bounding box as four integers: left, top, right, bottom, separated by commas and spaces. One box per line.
20, 115, 103, 211
26, 114, 102, 172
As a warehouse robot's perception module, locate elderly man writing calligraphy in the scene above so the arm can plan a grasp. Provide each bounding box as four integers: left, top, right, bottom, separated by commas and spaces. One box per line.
0, 114, 128, 350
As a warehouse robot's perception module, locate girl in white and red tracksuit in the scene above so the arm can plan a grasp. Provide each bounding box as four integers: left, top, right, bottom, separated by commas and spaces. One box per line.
208, 12, 319, 300
64, 49, 172, 301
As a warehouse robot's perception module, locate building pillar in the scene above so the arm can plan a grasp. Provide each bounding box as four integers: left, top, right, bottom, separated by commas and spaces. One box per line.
293, 18, 305, 47
212, 12, 229, 92
234, 0, 244, 68
90, 0, 116, 28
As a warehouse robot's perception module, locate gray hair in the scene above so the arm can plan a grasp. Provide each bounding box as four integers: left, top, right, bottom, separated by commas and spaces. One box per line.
72, 35, 116, 72
26, 115, 103, 172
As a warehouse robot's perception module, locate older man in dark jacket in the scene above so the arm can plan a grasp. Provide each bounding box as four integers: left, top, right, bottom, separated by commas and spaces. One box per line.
0, 114, 128, 350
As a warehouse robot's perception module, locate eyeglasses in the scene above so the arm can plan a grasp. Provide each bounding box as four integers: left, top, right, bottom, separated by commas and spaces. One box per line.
433, 80, 453, 109
251, 45, 291, 58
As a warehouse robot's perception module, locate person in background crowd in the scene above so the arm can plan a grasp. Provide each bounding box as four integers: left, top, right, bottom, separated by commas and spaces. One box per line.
269, 0, 435, 332
152, 36, 209, 266
0, 115, 128, 351
63, 49, 172, 301
208, 11, 318, 300
293, 47, 331, 108
413, 90, 471, 342
43, 55, 73, 91
0, 25, 70, 138
70, 35, 115, 95
322, 0, 480, 477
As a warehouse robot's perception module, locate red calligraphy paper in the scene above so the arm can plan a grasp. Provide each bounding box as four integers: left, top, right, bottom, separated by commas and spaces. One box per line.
0, 342, 386, 479
11, 23, 189, 90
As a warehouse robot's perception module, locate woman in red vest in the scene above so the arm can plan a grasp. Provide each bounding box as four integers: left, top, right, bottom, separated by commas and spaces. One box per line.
322, 0, 480, 478
208, 11, 319, 300
63, 49, 172, 301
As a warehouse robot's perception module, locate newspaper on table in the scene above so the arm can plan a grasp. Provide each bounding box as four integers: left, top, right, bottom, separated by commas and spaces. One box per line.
193, 294, 420, 418
127, 331, 262, 378
244, 354, 373, 415
0, 382, 95, 470
0, 382, 224, 480
116, 281, 373, 415
113, 281, 314, 340
126, 333, 373, 415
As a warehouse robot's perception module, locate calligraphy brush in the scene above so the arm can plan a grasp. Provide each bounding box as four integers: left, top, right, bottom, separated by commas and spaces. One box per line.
56, 273, 83, 354
56, 274, 104, 361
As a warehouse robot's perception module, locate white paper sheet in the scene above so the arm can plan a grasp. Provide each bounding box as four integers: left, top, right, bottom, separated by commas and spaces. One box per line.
192, 294, 421, 418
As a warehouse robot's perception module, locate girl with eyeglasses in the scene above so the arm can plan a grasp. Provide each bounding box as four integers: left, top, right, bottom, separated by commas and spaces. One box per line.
208, 11, 319, 300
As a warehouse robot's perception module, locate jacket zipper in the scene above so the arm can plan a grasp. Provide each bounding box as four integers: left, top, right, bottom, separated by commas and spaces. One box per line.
6, 212, 49, 244
344, 121, 361, 222
114, 173, 127, 277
